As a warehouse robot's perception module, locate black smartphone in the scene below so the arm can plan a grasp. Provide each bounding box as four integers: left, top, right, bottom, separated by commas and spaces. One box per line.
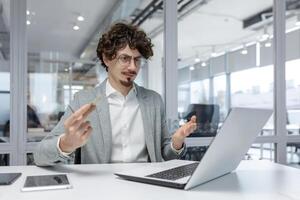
0, 173, 22, 185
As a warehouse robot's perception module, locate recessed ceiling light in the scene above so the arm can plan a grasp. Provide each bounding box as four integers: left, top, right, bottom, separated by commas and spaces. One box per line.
26, 20, 31, 25
241, 49, 248, 55
296, 14, 300, 26
77, 15, 84, 21
265, 41, 272, 47
73, 25, 80, 30
189, 66, 195, 71
201, 62, 207, 67
240, 44, 248, 55
26, 10, 30, 15
211, 52, 217, 57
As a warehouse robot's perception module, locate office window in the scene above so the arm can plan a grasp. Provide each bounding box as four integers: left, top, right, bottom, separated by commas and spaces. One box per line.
247, 143, 274, 161
190, 80, 210, 104
0, 0, 10, 144
285, 14, 300, 167
177, 0, 273, 127
231, 66, 273, 108
231, 66, 274, 135
0, 74, 10, 143
0, 154, 9, 166
287, 143, 300, 169
286, 59, 300, 136
213, 75, 226, 121
178, 83, 190, 118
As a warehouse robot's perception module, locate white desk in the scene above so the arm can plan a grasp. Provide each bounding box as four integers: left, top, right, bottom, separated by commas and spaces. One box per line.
1, 160, 300, 200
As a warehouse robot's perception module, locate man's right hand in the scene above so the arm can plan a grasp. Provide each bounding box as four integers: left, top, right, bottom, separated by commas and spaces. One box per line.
59, 103, 96, 153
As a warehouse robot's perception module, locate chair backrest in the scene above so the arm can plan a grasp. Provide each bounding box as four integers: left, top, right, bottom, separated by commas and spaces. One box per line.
183, 104, 220, 137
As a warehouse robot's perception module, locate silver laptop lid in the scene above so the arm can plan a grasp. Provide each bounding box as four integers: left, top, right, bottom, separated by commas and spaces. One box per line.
185, 107, 272, 190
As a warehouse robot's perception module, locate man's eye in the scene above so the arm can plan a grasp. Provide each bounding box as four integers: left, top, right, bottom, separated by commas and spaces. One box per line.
134, 58, 141, 63
121, 56, 131, 62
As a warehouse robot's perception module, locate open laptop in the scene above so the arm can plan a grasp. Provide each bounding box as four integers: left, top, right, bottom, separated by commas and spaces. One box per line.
115, 107, 272, 190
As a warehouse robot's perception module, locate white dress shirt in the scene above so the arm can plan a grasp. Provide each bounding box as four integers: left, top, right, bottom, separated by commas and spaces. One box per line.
106, 81, 148, 163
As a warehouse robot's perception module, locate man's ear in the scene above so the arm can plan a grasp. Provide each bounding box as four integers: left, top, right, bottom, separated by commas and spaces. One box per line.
102, 54, 110, 68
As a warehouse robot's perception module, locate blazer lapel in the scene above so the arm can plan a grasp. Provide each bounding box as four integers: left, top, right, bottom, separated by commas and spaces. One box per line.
94, 80, 112, 163
136, 85, 155, 162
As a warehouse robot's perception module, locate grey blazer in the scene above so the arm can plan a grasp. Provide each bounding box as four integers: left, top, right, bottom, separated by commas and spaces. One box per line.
34, 80, 185, 166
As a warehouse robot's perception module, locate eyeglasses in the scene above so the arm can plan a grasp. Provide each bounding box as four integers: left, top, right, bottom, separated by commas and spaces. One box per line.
116, 54, 146, 67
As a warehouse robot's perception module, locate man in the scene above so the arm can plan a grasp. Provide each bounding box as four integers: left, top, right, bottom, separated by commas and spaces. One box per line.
34, 22, 196, 166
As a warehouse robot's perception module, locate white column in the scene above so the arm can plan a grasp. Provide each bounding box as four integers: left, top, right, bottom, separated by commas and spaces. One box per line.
273, 0, 287, 164
164, 0, 178, 131
10, 0, 27, 165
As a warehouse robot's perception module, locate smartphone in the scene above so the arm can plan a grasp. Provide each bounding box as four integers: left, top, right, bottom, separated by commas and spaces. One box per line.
21, 174, 72, 192
0, 173, 22, 185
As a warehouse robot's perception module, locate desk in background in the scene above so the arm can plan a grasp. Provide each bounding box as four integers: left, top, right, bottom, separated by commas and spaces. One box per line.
1, 160, 300, 200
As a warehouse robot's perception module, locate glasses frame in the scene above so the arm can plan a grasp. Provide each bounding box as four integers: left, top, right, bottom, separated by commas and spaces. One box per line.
115, 54, 147, 68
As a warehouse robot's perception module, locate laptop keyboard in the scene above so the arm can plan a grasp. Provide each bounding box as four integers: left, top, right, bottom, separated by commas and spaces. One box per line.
146, 162, 199, 181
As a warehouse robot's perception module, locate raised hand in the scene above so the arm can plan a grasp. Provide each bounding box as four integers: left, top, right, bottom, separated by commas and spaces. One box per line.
172, 115, 197, 150
59, 103, 96, 153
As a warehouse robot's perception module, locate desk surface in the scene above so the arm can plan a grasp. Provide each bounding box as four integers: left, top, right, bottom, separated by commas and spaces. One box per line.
1, 160, 300, 200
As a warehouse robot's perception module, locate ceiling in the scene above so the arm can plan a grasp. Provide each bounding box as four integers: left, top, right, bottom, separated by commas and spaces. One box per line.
26, 0, 118, 60
177, 0, 273, 59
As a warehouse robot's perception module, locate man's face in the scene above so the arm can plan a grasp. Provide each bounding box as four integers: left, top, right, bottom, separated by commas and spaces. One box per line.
104, 45, 142, 87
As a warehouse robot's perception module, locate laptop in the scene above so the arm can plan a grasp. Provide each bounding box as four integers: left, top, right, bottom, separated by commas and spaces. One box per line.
115, 107, 272, 190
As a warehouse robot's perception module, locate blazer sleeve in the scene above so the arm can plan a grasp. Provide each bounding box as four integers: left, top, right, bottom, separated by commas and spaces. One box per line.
33, 94, 80, 166
158, 95, 186, 161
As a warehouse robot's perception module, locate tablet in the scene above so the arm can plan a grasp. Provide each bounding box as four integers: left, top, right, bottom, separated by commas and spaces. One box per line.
21, 174, 72, 192
0, 173, 22, 185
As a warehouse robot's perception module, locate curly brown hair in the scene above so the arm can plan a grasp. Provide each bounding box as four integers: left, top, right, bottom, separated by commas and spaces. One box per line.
96, 22, 154, 71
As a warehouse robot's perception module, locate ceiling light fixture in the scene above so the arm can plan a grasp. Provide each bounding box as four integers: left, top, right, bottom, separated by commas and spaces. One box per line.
194, 51, 200, 63
189, 66, 195, 71
73, 25, 80, 30
77, 15, 85, 21
201, 62, 207, 67
211, 46, 217, 57
265, 39, 272, 47
26, 10, 30, 15
240, 44, 248, 55
26, 20, 31, 25
261, 25, 269, 40
295, 14, 300, 26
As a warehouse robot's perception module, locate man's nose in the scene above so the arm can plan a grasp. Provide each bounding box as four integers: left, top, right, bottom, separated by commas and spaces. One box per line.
128, 59, 137, 71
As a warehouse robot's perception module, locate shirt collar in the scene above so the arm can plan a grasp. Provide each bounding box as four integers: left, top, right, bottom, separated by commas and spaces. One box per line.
106, 79, 137, 98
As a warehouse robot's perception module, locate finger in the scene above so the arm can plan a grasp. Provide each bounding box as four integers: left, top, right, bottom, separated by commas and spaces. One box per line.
185, 123, 197, 136
65, 104, 92, 126
82, 103, 96, 120
70, 105, 95, 127
80, 126, 92, 142
71, 104, 96, 126
190, 115, 197, 123
68, 104, 95, 126
68, 118, 88, 132
75, 121, 91, 136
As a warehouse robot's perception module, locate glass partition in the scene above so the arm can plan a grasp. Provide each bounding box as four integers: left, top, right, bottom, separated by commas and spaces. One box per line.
0, 1, 10, 143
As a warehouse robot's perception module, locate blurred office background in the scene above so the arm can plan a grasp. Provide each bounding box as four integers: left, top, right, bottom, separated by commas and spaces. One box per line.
0, 0, 299, 168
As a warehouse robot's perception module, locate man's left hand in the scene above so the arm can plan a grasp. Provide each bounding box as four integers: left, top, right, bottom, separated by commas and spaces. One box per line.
172, 115, 197, 150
